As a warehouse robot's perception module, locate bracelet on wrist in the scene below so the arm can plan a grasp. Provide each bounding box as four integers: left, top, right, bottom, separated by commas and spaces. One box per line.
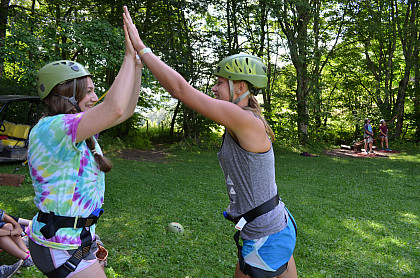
138, 47, 152, 57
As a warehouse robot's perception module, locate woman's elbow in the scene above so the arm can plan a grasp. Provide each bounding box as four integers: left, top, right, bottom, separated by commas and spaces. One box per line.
123, 109, 136, 120
170, 84, 189, 100
110, 105, 125, 119
169, 88, 181, 99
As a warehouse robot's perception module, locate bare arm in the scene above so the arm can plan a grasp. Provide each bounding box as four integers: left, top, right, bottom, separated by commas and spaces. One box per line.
122, 7, 260, 136
1, 214, 22, 236
75, 24, 139, 142
111, 61, 142, 127
123, 6, 271, 152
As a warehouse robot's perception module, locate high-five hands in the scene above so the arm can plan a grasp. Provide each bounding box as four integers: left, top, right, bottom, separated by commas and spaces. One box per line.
123, 6, 146, 53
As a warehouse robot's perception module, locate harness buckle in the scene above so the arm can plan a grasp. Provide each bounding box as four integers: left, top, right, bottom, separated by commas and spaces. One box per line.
235, 217, 247, 231
62, 261, 77, 272
85, 218, 93, 226
73, 216, 79, 229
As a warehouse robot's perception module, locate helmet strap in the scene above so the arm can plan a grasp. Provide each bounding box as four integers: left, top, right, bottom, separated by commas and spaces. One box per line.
233, 90, 250, 104
228, 80, 235, 102
228, 79, 250, 104
67, 96, 82, 113
53, 79, 81, 112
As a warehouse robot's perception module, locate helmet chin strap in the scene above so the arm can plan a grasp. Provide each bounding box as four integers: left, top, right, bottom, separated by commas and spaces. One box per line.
233, 90, 250, 104
229, 80, 235, 102
228, 80, 250, 104
55, 79, 82, 112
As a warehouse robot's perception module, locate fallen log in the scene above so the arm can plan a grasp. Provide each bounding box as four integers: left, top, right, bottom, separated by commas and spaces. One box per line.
0, 173, 25, 187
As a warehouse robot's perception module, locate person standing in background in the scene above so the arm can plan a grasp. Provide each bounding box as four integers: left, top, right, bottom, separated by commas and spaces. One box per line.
379, 119, 391, 151
364, 118, 374, 154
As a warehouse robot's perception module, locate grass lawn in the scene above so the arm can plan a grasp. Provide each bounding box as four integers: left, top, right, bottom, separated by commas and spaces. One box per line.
0, 147, 418, 277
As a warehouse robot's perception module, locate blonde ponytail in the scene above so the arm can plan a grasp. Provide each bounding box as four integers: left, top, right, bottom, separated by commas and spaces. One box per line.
244, 94, 275, 142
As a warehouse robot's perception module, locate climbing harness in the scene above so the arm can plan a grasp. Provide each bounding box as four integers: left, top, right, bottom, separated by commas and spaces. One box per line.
37, 208, 103, 277
223, 194, 282, 277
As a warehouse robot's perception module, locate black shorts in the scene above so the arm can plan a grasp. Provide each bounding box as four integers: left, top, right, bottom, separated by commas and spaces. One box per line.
29, 237, 98, 275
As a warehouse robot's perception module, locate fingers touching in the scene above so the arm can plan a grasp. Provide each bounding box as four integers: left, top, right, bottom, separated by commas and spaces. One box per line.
123, 6, 145, 52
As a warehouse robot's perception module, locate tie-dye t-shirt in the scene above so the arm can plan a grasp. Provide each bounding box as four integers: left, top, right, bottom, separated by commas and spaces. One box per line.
27, 113, 105, 250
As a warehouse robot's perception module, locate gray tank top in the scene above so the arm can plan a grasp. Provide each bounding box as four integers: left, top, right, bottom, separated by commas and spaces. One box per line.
217, 131, 286, 240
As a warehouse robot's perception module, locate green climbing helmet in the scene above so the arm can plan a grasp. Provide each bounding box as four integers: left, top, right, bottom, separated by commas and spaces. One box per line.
213, 54, 268, 89
36, 60, 91, 99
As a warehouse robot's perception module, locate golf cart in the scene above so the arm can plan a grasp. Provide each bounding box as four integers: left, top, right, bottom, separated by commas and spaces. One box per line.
0, 95, 43, 162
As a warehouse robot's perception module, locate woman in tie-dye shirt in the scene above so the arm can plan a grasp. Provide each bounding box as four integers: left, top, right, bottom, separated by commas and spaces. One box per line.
27, 23, 143, 277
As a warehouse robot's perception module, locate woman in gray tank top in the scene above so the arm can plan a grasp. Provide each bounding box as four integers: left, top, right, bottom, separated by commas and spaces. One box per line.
123, 7, 298, 278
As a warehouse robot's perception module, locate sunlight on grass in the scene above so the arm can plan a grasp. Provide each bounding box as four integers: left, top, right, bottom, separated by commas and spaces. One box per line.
380, 168, 403, 174
398, 212, 419, 225
393, 258, 416, 276
367, 220, 385, 230
339, 217, 417, 276
343, 218, 407, 248
392, 153, 420, 162
16, 196, 33, 202
1, 149, 418, 277
104, 267, 123, 278
342, 218, 377, 241
378, 235, 406, 248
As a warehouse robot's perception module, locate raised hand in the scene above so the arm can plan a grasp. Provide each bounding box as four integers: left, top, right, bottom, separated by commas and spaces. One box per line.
123, 22, 143, 68
123, 6, 146, 52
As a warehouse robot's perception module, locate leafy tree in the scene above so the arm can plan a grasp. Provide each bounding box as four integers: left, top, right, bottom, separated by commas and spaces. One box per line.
0, 0, 11, 78
414, 35, 420, 142
394, 0, 419, 138
341, 0, 419, 140
271, 0, 313, 144
0, 0, 418, 145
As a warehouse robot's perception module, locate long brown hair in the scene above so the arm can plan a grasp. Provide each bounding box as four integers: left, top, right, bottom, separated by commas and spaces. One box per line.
43, 77, 113, 173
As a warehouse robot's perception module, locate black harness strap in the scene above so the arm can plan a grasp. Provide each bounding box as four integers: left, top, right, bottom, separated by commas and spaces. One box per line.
37, 210, 103, 278
46, 227, 92, 278
224, 195, 279, 277
232, 195, 279, 277
38, 211, 101, 239
238, 194, 279, 224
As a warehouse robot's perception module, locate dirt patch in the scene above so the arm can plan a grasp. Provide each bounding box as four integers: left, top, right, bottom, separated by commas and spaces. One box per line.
115, 149, 168, 162
115, 147, 399, 161
324, 148, 399, 158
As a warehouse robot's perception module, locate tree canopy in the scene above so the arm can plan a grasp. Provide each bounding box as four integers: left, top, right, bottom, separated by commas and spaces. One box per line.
1, 0, 418, 145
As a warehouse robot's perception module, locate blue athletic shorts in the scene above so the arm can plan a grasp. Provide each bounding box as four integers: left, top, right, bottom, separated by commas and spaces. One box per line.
241, 210, 297, 272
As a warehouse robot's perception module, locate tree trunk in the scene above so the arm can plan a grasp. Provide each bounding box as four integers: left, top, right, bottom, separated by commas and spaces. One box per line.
394, 74, 409, 138
414, 42, 420, 142
258, 1, 272, 117
312, 0, 321, 129
227, 0, 239, 54
394, 0, 419, 138
276, 0, 312, 144
170, 101, 181, 136
296, 66, 309, 143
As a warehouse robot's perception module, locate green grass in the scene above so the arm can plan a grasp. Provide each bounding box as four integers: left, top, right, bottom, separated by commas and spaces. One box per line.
0, 147, 419, 277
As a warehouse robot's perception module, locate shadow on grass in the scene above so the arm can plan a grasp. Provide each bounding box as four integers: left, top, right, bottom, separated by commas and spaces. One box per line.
277, 152, 419, 277
0, 150, 418, 277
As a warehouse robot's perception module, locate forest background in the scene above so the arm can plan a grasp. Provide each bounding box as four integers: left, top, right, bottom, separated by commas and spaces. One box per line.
0, 0, 419, 149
